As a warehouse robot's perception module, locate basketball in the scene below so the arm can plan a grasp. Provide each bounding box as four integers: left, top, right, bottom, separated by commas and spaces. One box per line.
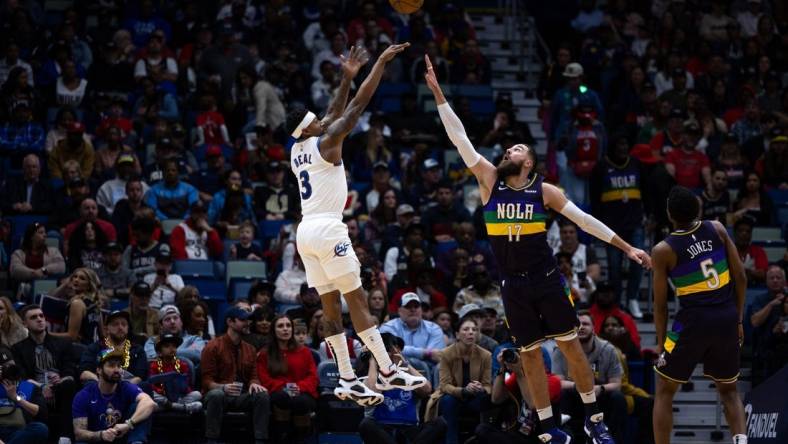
389, 0, 423, 14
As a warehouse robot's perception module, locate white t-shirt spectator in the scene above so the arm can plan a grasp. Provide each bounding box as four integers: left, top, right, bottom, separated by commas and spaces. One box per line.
144, 272, 185, 309
273, 267, 307, 304
134, 56, 178, 79
55, 78, 88, 107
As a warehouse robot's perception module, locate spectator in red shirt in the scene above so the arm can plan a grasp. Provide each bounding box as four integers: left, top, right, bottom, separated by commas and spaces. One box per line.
588, 283, 641, 350
169, 202, 223, 260
64, 198, 118, 255
665, 121, 711, 189
648, 107, 686, 157
195, 94, 230, 146
733, 217, 769, 287
256, 315, 318, 443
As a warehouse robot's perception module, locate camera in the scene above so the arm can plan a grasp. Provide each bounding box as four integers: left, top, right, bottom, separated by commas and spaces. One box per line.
502, 348, 519, 364
0, 363, 21, 381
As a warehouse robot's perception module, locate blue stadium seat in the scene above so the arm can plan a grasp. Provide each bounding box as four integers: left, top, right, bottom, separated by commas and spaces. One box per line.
469, 98, 496, 116
229, 279, 255, 302
258, 220, 291, 241
453, 84, 493, 99
768, 189, 788, 206
207, 301, 232, 334
226, 260, 267, 284
183, 277, 226, 301
379, 97, 401, 113
276, 303, 301, 314
375, 82, 413, 99
173, 260, 220, 278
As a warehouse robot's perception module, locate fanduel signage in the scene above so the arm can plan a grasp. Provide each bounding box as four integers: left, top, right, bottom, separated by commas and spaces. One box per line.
744, 364, 788, 443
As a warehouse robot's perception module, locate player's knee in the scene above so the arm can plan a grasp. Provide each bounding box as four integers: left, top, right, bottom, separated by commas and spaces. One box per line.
334, 271, 362, 294
321, 317, 343, 336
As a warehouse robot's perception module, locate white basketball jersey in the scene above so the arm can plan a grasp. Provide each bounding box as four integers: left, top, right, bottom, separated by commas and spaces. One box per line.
290, 136, 347, 216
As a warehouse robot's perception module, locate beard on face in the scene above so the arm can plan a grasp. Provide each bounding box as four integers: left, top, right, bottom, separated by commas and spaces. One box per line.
100, 367, 122, 384
496, 158, 523, 179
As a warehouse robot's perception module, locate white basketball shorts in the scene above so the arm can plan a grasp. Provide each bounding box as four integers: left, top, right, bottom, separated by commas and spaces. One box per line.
296, 214, 360, 288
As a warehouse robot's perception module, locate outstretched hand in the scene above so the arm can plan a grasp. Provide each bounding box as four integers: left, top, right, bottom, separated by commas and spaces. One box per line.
424, 54, 440, 92
628, 248, 652, 270
340, 45, 369, 79
378, 42, 410, 63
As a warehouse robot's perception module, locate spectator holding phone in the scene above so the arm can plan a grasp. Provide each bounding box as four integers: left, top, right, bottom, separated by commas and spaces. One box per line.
143, 246, 184, 310
0, 347, 49, 444
256, 315, 317, 443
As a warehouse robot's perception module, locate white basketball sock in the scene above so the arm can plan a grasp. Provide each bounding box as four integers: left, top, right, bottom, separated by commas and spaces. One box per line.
325, 333, 356, 380
357, 326, 394, 373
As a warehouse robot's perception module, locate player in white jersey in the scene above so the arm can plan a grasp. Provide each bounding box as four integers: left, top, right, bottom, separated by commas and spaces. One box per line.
287, 43, 425, 406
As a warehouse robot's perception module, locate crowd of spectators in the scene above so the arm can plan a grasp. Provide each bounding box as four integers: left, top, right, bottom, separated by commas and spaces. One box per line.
0, 0, 784, 443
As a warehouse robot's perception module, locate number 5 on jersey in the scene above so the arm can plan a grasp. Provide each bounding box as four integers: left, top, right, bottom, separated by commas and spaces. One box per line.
299, 171, 312, 200
700, 258, 720, 289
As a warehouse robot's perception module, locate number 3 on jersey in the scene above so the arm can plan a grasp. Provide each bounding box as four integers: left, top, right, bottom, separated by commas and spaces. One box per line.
299, 171, 312, 200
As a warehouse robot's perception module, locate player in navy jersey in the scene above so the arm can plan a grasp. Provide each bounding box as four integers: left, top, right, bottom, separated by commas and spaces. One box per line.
285, 43, 426, 407
651, 186, 748, 444
425, 56, 651, 444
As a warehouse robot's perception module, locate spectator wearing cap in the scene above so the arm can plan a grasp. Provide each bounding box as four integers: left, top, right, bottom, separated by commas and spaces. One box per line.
143, 246, 185, 309
98, 242, 134, 299
148, 333, 202, 413
363, 161, 399, 213
421, 179, 471, 243
254, 159, 300, 221
1, 154, 53, 215
453, 263, 503, 317
13, 304, 77, 439
96, 154, 149, 215
733, 217, 769, 287
0, 99, 45, 156
756, 133, 788, 189
94, 125, 142, 181
0, 344, 49, 444
145, 158, 199, 220
407, 158, 443, 213
658, 67, 690, 110
122, 217, 166, 281
379, 203, 417, 257
170, 201, 223, 261
48, 122, 95, 180
549, 62, 604, 143
201, 306, 270, 443
456, 304, 500, 354
79, 311, 148, 385
190, 145, 231, 202
71, 347, 156, 444
207, 169, 255, 226
380, 292, 446, 380
648, 107, 687, 157
144, 305, 206, 364
665, 120, 711, 189
124, 282, 159, 341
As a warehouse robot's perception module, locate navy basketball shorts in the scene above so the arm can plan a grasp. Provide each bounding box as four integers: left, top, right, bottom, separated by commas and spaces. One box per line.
654, 303, 740, 384
501, 266, 579, 350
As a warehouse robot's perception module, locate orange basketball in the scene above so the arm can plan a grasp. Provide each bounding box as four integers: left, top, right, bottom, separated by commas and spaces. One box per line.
389, 0, 423, 14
